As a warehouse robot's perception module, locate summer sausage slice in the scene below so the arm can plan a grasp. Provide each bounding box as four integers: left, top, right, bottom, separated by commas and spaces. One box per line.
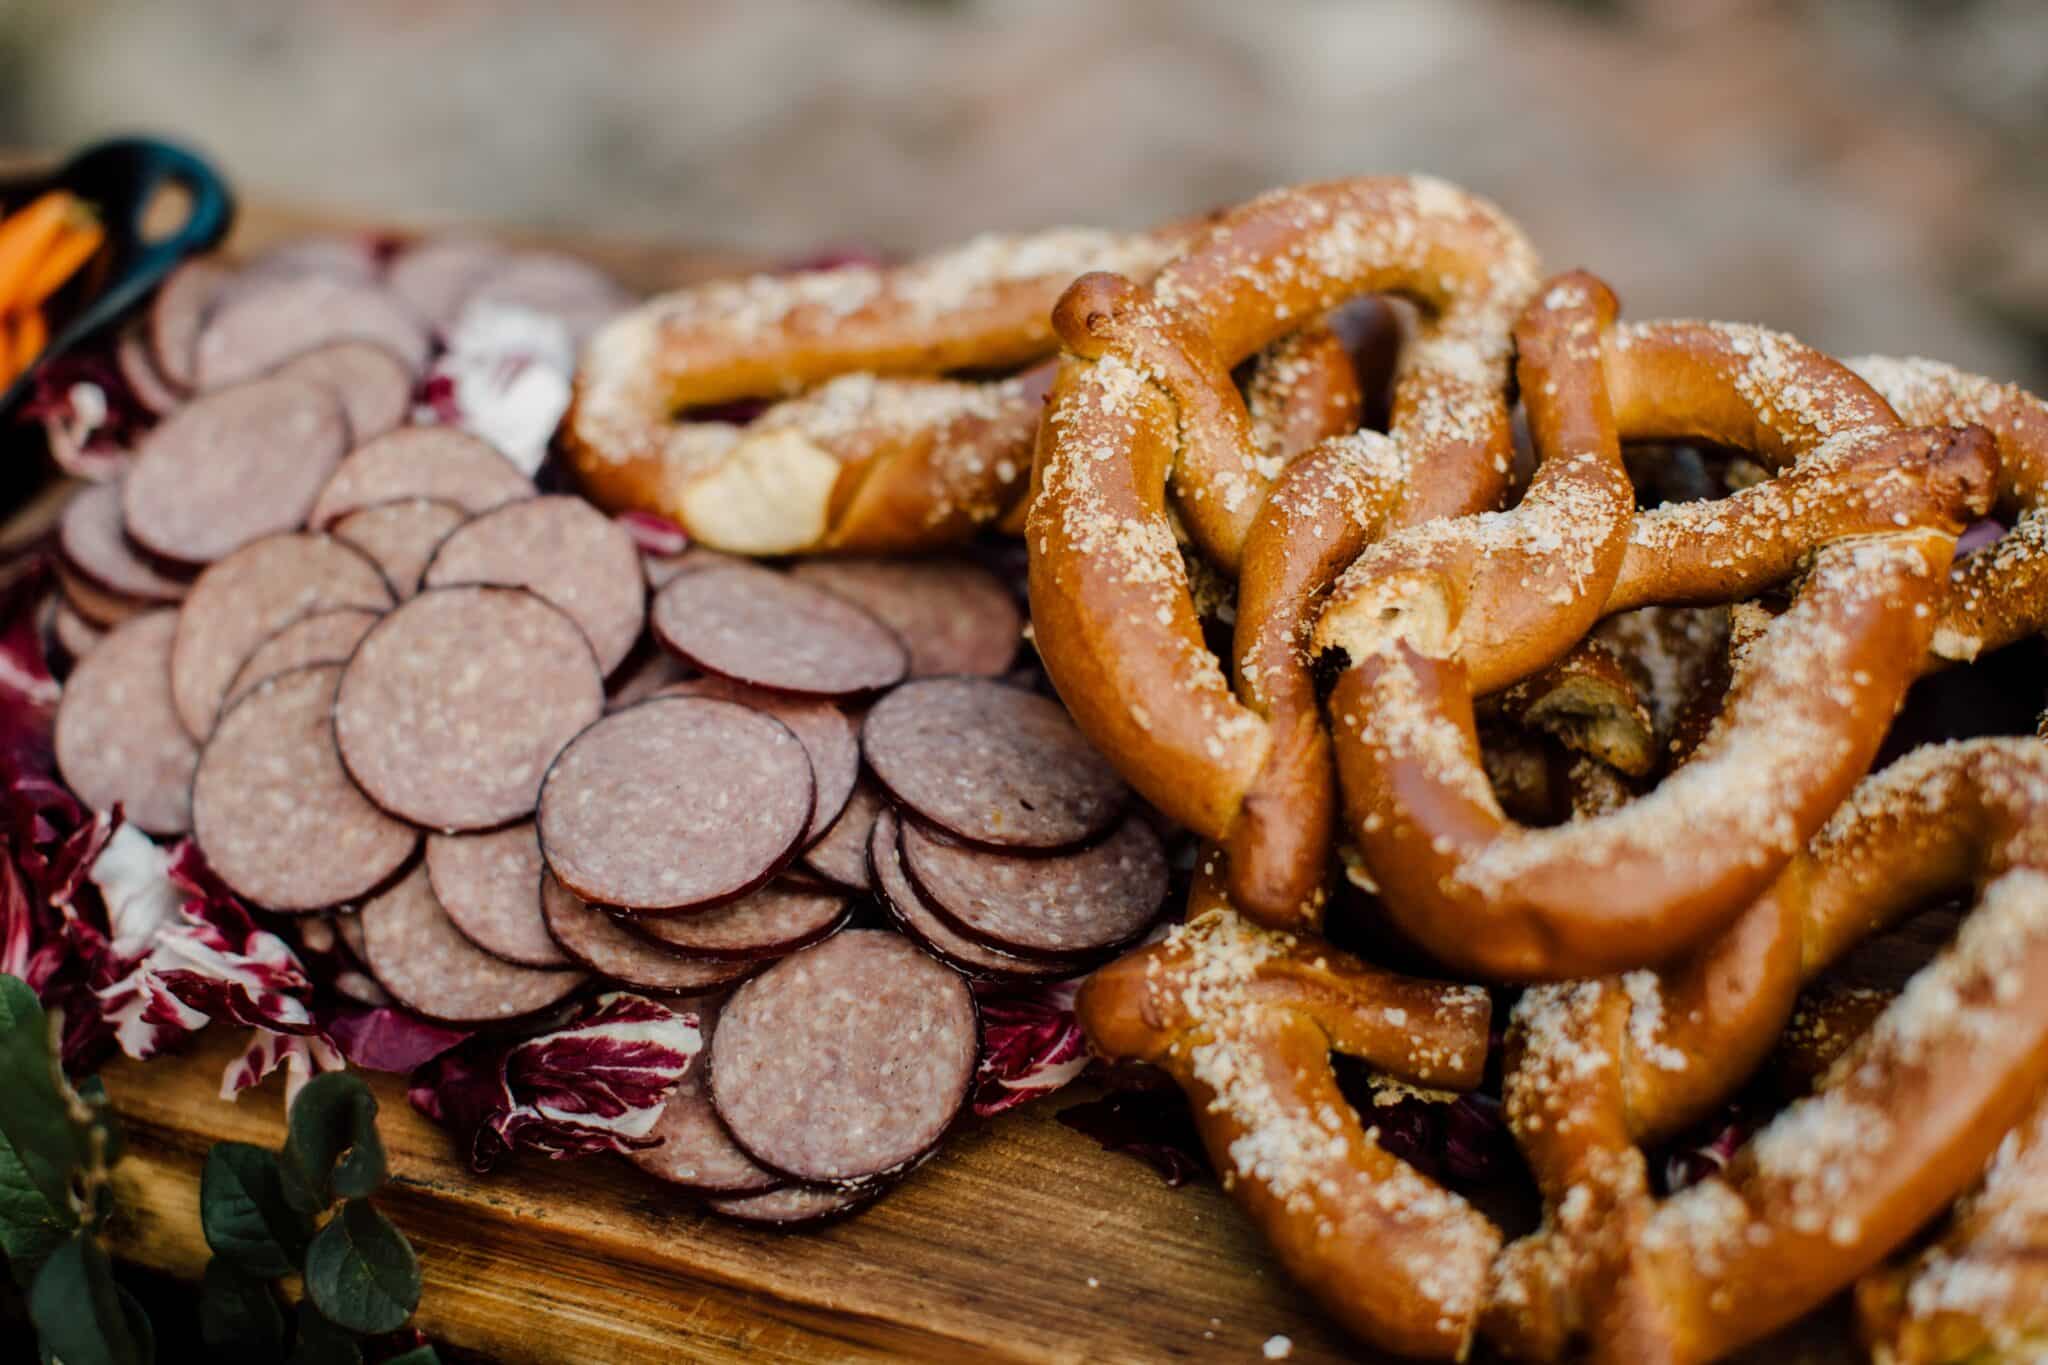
194, 274, 429, 390
335, 586, 605, 832
149, 258, 232, 389
49, 599, 104, 665
332, 498, 468, 599
710, 930, 977, 1187
538, 871, 759, 992
627, 1000, 782, 1196
800, 779, 886, 892
123, 377, 351, 568
307, 426, 534, 529
169, 532, 395, 738
190, 665, 419, 912
421, 495, 645, 674
272, 340, 415, 442
54, 563, 148, 629
626, 884, 849, 962
897, 815, 1167, 962
219, 607, 382, 716
659, 676, 857, 846
789, 557, 1020, 677
386, 237, 508, 335
651, 563, 907, 698
57, 482, 189, 604
537, 696, 813, 912
360, 864, 585, 1024
54, 610, 198, 835
117, 326, 186, 417
703, 1184, 875, 1228
867, 810, 1067, 984
861, 678, 1128, 851
423, 822, 572, 969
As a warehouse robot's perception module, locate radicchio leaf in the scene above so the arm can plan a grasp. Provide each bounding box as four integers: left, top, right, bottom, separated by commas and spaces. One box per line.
972, 978, 1090, 1117
1056, 1081, 1211, 1187
221, 1028, 346, 1106
612, 510, 688, 558
322, 1006, 470, 1075
420, 303, 575, 476
1658, 1101, 1761, 1195
408, 992, 702, 1172
20, 345, 153, 482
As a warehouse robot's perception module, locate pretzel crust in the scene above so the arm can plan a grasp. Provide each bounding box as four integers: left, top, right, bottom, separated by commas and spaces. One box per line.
1076, 855, 1498, 1358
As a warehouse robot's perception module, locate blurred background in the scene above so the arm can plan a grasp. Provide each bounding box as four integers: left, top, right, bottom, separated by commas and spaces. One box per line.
0, 0, 2042, 385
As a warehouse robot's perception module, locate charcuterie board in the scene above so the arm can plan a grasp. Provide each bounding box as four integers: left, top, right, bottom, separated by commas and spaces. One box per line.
39, 201, 1875, 1365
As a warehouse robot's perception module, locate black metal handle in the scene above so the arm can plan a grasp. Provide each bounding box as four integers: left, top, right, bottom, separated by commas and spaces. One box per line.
0, 136, 234, 418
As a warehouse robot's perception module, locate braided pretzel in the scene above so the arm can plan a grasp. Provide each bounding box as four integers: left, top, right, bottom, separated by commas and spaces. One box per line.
1319, 312, 1997, 980
1857, 1088, 2048, 1364
1026, 176, 1539, 931
1484, 737, 2048, 1363
1076, 852, 1498, 1358
1850, 354, 2048, 665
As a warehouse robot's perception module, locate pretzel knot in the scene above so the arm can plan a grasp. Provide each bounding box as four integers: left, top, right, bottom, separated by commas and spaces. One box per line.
562, 225, 1361, 555
1484, 737, 2048, 1364
1317, 316, 1998, 980
1027, 176, 1540, 931
1075, 854, 1498, 1359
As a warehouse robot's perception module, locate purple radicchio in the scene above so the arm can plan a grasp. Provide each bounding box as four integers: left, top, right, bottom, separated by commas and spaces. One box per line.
19, 345, 153, 482
408, 991, 703, 1172
972, 977, 1091, 1117
419, 303, 574, 476
612, 509, 688, 558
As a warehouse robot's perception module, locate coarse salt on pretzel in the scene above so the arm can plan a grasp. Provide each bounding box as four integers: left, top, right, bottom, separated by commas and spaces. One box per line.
1850, 354, 2048, 665
1483, 737, 2048, 1362
1076, 852, 1497, 1358
564, 228, 1177, 554
1320, 311, 1997, 980
1028, 176, 1540, 931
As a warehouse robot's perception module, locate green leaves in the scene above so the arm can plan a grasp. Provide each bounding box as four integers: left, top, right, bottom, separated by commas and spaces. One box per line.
201, 1142, 312, 1278
0, 976, 85, 1276
304, 1197, 421, 1334
286, 1300, 364, 1365
286, 1072, 388, 1205
199, 1257, 287, 1363
26, 1232, 153, 1365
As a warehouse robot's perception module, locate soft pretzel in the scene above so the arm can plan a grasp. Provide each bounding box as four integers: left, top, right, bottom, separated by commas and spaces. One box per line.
1484, 737, 2048, 1362
1076, 852, 1498, 1358
1850, 354, 2048, 665
1026, 176, 1540, 932
1857, 1088, 2048, 1364
1319, 311, 1997, 980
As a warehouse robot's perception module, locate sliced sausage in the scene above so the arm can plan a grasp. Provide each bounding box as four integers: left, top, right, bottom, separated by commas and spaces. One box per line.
800, 779, 886, 892
385, 237, 508, 335
117, 325, 186, 417
194, 275, 429, 390
643, 544, 745, 591
651, 562, 907, 699
54, 610, 198, 835
789, 557, 1020, 677
538, 870, 759, 992
307, 425, 534, 529
49, 598, 104, 665
190, 665, 420, 912
57, 482, 189, 604
123, 377, 351, 568
467, 251, 627, 342
627, 1000, 782, 1195
360, 864, 585, 1024
606, 649, 691, 711
332, 497, 468, 599
423, 822, 572, 970
625, 884, 849, 962
709, 929, 977, 1187
703, 1184, 875, 1228
861, 678, 1128, 851
220, 606, 382, 716
335, 585, 605, 832
898, 814, 1166, 961
169, 532, 395, 738
272, 340, 415, 443
421, 494, 645, 674
658, 676, 857, 846
537, 696, 813, 912
53, 562, 149, 629
867, 810, 1066, 984
149, 258, 232, 389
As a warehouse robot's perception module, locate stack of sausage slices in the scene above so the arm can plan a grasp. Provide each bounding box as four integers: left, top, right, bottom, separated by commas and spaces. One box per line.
47, 236, 1171, 1225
